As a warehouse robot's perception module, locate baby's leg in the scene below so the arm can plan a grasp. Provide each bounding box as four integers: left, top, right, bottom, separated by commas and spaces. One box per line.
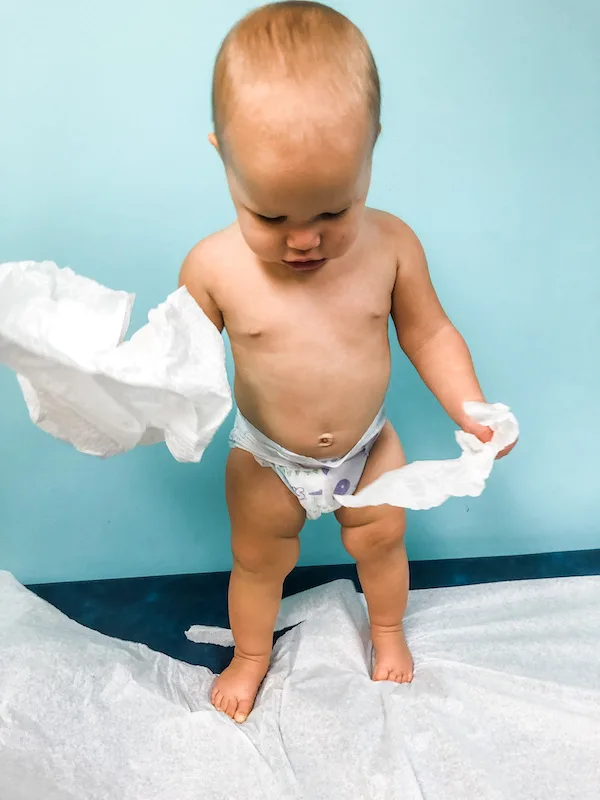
211, 448, 305, 723
335, 422, 413, 683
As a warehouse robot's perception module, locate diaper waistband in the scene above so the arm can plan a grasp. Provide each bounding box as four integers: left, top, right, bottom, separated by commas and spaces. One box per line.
229, 407, 386, 471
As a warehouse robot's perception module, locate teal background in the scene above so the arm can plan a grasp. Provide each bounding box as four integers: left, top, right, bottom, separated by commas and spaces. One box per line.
1, 1, 599, 584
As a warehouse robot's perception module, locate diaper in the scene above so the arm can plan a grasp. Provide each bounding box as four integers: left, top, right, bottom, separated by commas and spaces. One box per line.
229, 409, 386, 520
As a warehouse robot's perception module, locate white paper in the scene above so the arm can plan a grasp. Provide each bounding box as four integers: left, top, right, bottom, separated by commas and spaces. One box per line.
336, 402, 519, 510
0, 570, 599, 799
0, 261, 232, 461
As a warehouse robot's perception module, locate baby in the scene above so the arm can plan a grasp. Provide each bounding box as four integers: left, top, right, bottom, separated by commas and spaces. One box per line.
180, 1, 515, 724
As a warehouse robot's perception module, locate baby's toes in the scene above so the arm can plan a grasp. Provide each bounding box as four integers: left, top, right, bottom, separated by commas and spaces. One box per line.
372, 665, 391, 682
223, 697, 239, 720
212, 690, 224, 711
234, 698, 253, 724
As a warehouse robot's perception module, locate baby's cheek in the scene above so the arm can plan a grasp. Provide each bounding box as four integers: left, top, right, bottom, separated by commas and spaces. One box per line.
239, 221, 275, 259
258, 229, 284, 259
332, 221, 359, 256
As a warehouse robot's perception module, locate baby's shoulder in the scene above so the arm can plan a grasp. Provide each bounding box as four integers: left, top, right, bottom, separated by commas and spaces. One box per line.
182, 225, 237, 280
180, 224, 245, 293
365, 209, 426, 275
366, 208, 420, 248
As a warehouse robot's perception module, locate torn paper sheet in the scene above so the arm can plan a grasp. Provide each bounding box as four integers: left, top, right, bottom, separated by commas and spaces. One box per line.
0, 261, 232, 461
1, 571, 599, 800
336, 402, 519, 511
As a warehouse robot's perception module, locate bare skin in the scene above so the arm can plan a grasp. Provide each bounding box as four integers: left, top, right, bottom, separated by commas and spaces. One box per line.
335, 423, 413, 684
212, 423, 412, 724
212, 447, 305, 724
180, 85, 515, 723
186, 212, 396, 457
188, 215, 418, 722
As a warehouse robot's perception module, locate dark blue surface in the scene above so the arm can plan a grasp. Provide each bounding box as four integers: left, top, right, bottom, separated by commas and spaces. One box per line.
29, 549, 600, 675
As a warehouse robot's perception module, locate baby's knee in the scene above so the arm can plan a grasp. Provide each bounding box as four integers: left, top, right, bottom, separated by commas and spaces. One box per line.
341, 508, 406, 562
233, 534, 299, 580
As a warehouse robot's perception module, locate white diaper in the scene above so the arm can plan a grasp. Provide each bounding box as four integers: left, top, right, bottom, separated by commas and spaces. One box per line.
229, 409, 386, 520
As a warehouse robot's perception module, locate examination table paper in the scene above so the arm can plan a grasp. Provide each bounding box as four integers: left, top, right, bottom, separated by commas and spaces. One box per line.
0, 571, 598, 799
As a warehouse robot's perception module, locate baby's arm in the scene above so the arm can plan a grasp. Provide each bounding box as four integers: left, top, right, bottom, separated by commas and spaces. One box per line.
390, 222, 491, 440
179, 242, 224, 332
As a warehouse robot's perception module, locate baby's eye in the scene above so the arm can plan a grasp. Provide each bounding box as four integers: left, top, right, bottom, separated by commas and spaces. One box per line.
320, 208, 349, 220
257, 214, 286, 225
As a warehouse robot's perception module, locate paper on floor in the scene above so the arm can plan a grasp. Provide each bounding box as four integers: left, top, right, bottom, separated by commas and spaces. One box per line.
0, 571, 598, 800
336, 402, 519, 510
0, 261, 232, 461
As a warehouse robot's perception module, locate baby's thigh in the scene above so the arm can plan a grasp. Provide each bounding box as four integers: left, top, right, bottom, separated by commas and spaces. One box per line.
334, 421, 406, 535
359, 421, 406, 488
226, 449, 305, 565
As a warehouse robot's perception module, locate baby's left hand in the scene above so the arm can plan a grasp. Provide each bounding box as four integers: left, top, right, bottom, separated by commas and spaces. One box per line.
462, 419, 518, 460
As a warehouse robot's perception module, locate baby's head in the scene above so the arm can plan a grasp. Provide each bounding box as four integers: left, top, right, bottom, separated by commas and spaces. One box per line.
211, 1, 380, 272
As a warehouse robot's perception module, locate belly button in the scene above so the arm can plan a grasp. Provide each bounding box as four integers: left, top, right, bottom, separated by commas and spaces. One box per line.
318, 433, 334, 448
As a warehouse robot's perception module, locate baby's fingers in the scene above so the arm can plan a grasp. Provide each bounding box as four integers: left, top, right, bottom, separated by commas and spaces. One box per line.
496, 438, 518, 460
462, 420, 494, 444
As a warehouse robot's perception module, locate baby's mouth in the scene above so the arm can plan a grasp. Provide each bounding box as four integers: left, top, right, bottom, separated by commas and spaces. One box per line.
282, 258, 327, 271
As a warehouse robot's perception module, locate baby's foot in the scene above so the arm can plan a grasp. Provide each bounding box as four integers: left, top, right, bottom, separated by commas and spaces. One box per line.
211, 652, 270, 724
371, 623, 414, 684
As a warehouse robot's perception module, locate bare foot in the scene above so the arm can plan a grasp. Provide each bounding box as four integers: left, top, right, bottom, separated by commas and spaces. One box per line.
211, 651, 270, 723
371, 624, 414, 684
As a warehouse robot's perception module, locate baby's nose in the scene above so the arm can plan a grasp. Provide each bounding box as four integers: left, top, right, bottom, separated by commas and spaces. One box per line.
286, 227, 321, 252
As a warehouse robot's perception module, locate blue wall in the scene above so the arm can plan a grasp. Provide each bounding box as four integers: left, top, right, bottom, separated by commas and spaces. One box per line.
1, 1, 599, 583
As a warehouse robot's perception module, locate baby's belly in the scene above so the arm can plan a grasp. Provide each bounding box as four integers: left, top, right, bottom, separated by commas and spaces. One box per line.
233, 344, 392, 459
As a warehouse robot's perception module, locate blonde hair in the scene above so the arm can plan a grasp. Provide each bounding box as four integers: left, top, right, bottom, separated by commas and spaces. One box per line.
212, 1, 381, 149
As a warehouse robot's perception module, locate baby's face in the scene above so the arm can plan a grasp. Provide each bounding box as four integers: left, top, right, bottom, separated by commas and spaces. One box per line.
215, 104, 373, 273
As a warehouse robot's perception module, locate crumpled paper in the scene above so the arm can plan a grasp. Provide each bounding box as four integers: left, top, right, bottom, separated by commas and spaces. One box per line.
0, 570, 599, 800
0, 261, 232, 461
336, 402, 519, 510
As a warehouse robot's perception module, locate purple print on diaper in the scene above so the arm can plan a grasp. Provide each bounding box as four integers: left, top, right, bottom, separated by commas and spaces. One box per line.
334, 478, 351, 496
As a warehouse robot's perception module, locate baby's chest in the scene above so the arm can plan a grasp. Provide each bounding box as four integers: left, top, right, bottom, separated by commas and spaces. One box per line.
224, 282, 391, 345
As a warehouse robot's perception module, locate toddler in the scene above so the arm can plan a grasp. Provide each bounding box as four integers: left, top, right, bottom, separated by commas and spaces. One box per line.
180, 1, 514, 724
